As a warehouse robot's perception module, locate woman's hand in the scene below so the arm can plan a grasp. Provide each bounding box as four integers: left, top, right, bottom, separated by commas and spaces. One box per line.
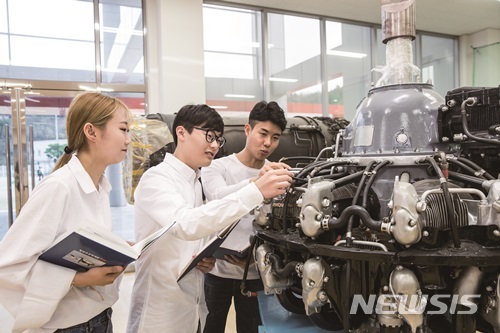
72, 265, 125, 287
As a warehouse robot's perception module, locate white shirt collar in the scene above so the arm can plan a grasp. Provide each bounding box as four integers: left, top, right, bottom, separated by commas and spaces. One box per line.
163, 153, 200, 184
67, 155, 112, 194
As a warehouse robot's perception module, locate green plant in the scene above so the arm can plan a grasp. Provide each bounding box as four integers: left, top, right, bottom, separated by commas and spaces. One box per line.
45, 143, 66, 162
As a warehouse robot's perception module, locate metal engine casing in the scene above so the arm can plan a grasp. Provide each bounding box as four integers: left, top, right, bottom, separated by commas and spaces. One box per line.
252, 84, 500, 333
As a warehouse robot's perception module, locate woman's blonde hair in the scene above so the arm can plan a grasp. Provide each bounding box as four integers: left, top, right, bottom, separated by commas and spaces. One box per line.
53, 92, 130, 171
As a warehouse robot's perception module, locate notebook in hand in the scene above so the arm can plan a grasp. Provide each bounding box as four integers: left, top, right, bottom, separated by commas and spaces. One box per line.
39, 222, 176, 272
177, 220, 240, 282
212, 223, 252, 260
212, 245, 250, 260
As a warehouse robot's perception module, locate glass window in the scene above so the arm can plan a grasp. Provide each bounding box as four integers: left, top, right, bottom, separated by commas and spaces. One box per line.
0, 0, 7, 33
8, 0, 94, 39
0, 0, 96, 81
326, 21, 372, 121
473, 43, 500, 87
268, 13, 321, 116
421, 34, 456, 96
0, 35, 8, 65
10, 36, 95, 70
203, 4, 457, 119
203, 5, 263, 114
99, 0, 144, 84
0, 0, 144, 85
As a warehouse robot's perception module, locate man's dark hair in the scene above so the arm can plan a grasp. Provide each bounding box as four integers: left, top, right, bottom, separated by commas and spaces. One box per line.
248, 101, 287, 132
172, 104, 224, 145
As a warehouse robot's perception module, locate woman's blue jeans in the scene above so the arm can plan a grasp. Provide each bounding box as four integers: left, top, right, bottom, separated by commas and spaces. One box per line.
54, 308, 113, 333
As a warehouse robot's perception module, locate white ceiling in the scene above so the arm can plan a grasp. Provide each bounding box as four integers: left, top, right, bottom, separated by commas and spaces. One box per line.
216, 0, 500, 36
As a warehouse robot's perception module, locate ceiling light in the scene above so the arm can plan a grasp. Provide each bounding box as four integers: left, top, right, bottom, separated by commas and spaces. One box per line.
79, 85, 114, 92
224, 94, 255, 98
269, 77, 298, 83
327, 50, 367, 58
209, 105, 228, 109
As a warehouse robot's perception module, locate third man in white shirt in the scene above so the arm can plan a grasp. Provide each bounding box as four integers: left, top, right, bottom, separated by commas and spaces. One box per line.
201, 101, 288, 333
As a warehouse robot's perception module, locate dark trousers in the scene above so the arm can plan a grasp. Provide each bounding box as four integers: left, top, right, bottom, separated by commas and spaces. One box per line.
203, 273, 262, 333
55, 308, 112, 333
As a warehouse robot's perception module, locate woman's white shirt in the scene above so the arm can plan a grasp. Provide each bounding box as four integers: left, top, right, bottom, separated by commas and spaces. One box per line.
0, 155, 120, 333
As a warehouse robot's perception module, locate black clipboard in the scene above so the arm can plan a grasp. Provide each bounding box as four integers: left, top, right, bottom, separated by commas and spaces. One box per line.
177, 220, 240, 282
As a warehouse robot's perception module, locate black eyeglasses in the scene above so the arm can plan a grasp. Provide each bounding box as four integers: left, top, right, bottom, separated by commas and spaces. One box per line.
193, 127, 226, 148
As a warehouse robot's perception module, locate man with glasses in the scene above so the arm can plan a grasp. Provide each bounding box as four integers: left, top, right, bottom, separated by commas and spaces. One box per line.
193, 126, 227, 148
201, 101, 288, 333
127, 104, 293, 333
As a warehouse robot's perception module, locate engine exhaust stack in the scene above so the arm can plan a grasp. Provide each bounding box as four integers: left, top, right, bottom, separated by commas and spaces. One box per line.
376, 0, 420, 86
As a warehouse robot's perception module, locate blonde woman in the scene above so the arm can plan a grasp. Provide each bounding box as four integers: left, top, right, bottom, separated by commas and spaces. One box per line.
0, 92, 131, 333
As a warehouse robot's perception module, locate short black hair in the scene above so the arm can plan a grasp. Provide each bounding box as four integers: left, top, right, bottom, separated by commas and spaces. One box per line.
172, 104, 224, 145
248, 101, 287, 132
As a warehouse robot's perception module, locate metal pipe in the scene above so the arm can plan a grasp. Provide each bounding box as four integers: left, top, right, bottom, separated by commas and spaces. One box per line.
420, 188, 487, 203
11, 88, 29, 213
4, 124, 13, 226
29, 125, 35, 190
461, 97, 500, 146
314, 146, 334, 162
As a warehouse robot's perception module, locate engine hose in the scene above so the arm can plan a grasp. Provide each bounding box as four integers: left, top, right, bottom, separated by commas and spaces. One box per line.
448, 171, 488, 188
346, 161, 377, 247
455, 156, 495, 180
461, 97, 500, 147
424, 156, 461, 248
347, 160, 392, 244
290, 160, 335, 188
328, 205, 383, 232
295, 160, 351, 182
267, 254, 300, 278
279, 156, 317, 163
281, 189, 293, 234
240, 235, 259, 297
294, 160, 334, 180
310, 161, 349, 178
353, 161, 377, 206
320, 172, 350, 180
362, 160, 391, 208
447, 159, 487, 179
293, 171, 350, 187
331, 170, 365, 189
